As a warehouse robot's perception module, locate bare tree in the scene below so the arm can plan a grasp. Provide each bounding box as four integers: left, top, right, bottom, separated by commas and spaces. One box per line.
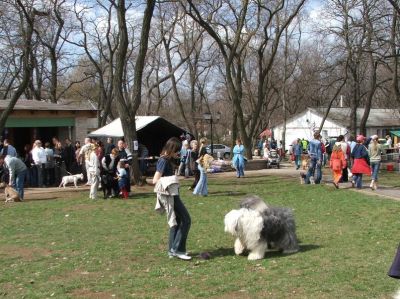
113, 0, 156, 183
0, 1, 48, 133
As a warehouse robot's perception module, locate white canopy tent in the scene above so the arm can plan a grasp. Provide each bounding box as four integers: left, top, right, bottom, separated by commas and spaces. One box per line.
89, 116, 159, 137
89, 116, 191, 156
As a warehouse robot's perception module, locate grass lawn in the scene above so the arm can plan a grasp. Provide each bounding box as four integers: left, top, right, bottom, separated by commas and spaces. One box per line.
1, 174, 400, 298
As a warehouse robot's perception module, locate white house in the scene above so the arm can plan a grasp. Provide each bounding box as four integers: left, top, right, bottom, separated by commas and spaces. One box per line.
272, 107, 400, 149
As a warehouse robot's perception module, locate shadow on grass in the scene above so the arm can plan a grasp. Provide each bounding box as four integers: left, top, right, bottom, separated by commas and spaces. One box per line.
129, 192, 154, 199
193, 244, 320, 260
25, 196, 58, 201
264, 244, 320, 259
208, 191, 247, 197
191, 247, 234, 259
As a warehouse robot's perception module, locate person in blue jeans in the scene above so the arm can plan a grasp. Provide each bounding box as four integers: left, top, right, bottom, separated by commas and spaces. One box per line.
1, 155, 28, 200
305, 132, 323, 184
232, 138, 245, 178
153, 137, 191, 261
293, 138, 303, 170
368, 135, 382, 190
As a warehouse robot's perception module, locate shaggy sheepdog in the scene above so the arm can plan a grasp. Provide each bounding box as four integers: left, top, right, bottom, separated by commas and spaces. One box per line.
224, 196, 299, 260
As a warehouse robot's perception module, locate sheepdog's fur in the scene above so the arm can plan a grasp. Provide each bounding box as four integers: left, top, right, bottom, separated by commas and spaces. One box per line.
224, 196, 299, 260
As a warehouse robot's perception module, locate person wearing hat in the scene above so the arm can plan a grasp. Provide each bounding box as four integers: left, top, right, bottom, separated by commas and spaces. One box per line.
367, 135, 383, 190
350, 135, 370, 189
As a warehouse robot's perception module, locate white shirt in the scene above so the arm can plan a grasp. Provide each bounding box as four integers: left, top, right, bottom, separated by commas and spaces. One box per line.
386, 138, 392, 147
31, 146, 47, 164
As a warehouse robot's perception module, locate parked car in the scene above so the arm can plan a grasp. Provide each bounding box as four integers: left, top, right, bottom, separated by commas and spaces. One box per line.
205, 144, 231, 159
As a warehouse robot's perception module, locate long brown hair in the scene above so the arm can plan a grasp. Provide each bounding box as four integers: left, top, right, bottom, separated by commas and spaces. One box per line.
161, 137, 181, 159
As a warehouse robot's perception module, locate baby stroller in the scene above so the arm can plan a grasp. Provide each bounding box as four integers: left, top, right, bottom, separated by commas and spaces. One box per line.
266, 149, 280, 169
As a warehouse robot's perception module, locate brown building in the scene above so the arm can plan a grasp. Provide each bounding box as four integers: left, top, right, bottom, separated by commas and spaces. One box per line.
0, 99, 97, 154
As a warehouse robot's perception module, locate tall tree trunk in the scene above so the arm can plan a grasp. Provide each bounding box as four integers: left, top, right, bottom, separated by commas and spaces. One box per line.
114, 0, 155, 184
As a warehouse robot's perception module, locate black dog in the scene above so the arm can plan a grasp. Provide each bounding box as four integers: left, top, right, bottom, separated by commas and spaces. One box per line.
101, 172, 118, 199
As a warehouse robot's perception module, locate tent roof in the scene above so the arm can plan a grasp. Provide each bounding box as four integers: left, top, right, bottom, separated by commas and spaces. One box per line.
89, 116, 191, 156
89, 116, 160, 137
390, 130, 400, 137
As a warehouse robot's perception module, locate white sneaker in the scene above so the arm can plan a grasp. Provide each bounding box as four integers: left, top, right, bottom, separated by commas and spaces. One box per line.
168, 250, 191, 260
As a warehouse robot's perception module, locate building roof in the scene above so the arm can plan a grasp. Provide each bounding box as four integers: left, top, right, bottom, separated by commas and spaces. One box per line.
311, 108, 400, 128
0, 99, 96, 111
273, 107, 400, 129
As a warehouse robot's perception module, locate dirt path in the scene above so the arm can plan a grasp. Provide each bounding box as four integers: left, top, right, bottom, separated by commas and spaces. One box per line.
2, 164, 400, 202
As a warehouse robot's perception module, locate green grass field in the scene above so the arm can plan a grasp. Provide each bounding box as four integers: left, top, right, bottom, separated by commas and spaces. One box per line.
1, 174, 400, 298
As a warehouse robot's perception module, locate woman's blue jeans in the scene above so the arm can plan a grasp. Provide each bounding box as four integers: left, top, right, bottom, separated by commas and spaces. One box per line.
370, 161, 380, 181
169, 195, 191, 253
236, 162, 244, 177
295, 155, 301, 169
353, 173, 363, 189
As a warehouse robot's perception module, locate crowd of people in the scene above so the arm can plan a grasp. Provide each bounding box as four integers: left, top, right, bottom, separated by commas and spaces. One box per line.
291, 131, 388, 190
0, 136, 142, 200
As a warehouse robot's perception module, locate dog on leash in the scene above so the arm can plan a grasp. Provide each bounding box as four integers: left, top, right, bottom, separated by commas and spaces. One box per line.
224, 196, 299, 260
5, 186, 21, 202
59, 173, 84, 188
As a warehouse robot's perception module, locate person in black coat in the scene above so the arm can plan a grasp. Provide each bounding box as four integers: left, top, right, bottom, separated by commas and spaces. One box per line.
63, 138, 75, 174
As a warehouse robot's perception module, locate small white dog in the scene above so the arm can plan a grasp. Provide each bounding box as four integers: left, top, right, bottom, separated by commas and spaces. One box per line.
59, 173, 84, 188
224, 196, 299, 260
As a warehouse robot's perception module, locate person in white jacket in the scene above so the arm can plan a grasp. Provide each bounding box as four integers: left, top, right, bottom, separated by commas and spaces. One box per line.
31, 140, 47, 187
87, 144, 100, 199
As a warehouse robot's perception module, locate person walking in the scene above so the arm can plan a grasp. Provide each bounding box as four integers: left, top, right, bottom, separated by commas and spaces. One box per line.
368, 135, 382, 190
232, 138, 246, 178
293, 139, 302, 170
153, 137, 192, 261
351, 135, 370, 189
335, 135, 349, 182
188, 140, 199, 191
305, 131, 323, 184
329, 144, 347, 189
0, 156, 27, 200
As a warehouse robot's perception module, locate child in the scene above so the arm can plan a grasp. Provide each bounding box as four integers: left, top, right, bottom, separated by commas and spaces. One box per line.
329, 144, 346, 189
117, 161, 129, 199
